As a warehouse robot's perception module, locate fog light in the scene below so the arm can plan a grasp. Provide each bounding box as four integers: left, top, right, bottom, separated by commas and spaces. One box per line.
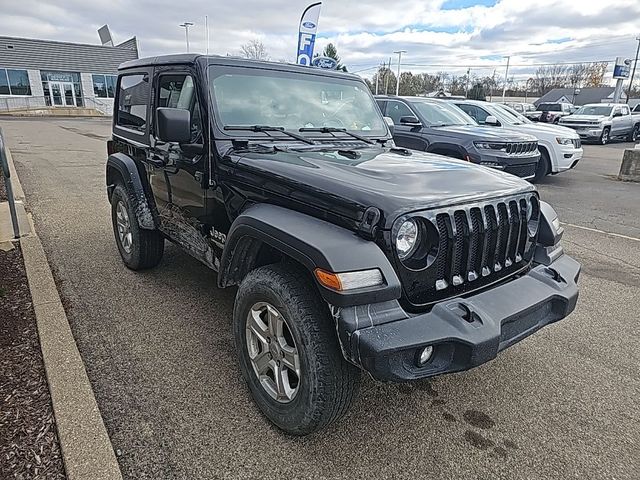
418, 346, 434, 365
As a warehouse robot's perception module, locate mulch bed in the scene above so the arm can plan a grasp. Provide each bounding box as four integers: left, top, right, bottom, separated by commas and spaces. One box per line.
0, 244, 66, 479
0, 173, 7, 201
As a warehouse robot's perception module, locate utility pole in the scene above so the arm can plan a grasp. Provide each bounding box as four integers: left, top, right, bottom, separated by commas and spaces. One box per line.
489, 69, 496, 101
179, 22, 194, 52
394, 50, 407, 96
385, 57, 391, 95
465, 67, 471, 98
501, 56, 510, 103
375, 62, 381, 95
627, 35, 640, 104
205, 16, 209, 55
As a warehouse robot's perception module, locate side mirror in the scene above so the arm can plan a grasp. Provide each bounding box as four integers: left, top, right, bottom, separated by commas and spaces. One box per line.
485, 115, 500, 126
384, 116, 395, 135
157, 107, 191, 143
399, 115, 421, 126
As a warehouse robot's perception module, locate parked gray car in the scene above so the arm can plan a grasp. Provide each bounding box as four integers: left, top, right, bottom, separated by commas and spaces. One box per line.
376, 96, 540, 180
559, 103, 640, 144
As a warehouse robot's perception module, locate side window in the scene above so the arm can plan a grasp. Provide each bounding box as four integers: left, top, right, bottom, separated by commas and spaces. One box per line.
376, 100, 386, 114
386, 100, 415, 125
514, 104, 523, 113
457, 104, 477, 121
621, 106, 630, 115
116, 74, 149, 132
474, 107, 490, 124
157, 74, 202, 142
613, 107, 622, 117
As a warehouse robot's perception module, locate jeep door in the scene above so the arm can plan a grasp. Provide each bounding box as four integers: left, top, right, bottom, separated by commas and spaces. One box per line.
148, 69, 206, 221
381, 99, 429, 151
611, 106, 626, 136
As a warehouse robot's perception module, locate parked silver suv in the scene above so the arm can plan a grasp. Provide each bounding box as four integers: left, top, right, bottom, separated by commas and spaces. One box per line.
559, 103, 640, 144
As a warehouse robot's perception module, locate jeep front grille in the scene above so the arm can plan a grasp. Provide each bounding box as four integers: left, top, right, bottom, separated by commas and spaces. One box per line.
505, 142, 537, 155
394, 194, 539, 308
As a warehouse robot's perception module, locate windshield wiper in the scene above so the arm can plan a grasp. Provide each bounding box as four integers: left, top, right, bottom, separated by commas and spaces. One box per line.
298, 126, 375, 145
224, 125, 315, 145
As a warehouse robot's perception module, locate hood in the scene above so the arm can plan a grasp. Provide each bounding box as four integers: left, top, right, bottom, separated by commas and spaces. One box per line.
232, 146, 535, 229
561, 114, 605, 122
518, 122, 580, 138
431, 124, 537, 142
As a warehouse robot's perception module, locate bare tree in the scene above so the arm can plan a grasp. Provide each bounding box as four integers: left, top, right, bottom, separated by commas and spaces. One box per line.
240, 40, 269, 60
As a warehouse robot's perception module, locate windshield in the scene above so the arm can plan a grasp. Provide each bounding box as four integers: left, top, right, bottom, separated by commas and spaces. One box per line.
409, 100, 476, 126
209, 66, 386, 137
495, 104, 533, 124
538, 103, 562, 112
573, 105, 613, 116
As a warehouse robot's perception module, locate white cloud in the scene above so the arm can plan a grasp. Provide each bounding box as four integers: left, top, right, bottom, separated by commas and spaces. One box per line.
0, 0, 638, 84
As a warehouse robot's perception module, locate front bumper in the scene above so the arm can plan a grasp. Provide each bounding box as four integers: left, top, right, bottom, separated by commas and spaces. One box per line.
470, 151, 541, 180
560, 125, 603, 141
337, 253, 580, 382
555, 144, 583, 172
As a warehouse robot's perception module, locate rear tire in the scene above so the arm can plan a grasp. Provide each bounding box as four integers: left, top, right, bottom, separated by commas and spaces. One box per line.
600, 127, 610, 145
533, 149, 551, 182
111, 184, 164, 270
629, 124, 639, 142
233, 263, 361, 435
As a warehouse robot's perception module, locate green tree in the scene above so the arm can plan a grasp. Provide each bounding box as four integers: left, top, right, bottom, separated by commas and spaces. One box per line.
322, 43, 347, 72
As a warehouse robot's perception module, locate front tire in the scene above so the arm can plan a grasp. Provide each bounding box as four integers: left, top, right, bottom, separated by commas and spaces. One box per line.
111, 184, 164, 270
533, 149, 551, 182
600, 127, 610, 145
234, 263, 361, 435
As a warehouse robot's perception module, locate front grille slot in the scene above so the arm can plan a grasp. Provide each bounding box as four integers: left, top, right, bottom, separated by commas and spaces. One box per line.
411, 194, 538, 305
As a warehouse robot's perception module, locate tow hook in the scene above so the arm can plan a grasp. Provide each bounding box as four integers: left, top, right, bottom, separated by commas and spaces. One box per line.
458, 303, 481, 324
544, 267, 566, 284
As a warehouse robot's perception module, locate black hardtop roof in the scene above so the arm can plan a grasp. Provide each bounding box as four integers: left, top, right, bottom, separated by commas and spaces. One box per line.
118, 54, 360, 80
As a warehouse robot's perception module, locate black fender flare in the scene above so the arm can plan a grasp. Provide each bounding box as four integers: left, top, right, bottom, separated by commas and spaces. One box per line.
106, 153, 156, 230
218, 203, 402, 307
426, 142, 467, 159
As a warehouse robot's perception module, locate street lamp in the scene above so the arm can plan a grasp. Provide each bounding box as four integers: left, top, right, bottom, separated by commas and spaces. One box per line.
501, 55, 511, 103
179, 22, 194, 52
393, 50, 407, 96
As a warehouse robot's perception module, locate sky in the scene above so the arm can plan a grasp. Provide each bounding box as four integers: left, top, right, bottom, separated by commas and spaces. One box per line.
1, 0, 639, 85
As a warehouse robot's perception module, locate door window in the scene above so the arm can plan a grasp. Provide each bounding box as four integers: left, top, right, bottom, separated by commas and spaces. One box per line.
386, 100, 415, 125
157, 74, 202, 142
613, 107, 622, 117
621, 106, 630, 115
116, 74, 149, 132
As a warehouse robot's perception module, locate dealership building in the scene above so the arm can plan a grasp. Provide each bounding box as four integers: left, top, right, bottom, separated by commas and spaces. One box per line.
0, 35, 138, 114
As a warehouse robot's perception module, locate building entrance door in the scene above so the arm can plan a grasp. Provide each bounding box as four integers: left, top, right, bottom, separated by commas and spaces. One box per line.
49, 82, 77, 107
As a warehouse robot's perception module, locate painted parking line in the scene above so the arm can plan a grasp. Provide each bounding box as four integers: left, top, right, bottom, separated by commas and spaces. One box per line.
561, 222, 640, 243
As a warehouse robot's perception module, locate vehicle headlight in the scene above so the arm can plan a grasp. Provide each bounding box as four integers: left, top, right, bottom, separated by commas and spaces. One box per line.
555, 137, 573, 145
473, 141, 507, 151
396, 218, 419, 259
526, 196, 540, 237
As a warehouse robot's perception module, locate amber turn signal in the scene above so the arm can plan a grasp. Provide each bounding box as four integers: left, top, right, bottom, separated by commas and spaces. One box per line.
314, 268, 343, 291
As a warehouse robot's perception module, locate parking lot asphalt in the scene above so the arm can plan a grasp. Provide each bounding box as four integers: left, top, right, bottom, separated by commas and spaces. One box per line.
2, 117, 639, 480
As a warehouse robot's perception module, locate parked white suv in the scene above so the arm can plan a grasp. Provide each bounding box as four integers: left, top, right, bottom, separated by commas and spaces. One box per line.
453, 100, 583, 182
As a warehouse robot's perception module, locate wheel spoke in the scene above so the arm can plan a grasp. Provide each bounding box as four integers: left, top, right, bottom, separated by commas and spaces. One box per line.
266, 305, 283, 337
247, 307, 269, 346
252, 350, 272, 374
281, 345, 300, 376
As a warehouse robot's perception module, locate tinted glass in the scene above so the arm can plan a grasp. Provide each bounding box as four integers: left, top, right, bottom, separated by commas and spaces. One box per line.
210, 66, 386, 136
385, 100, 415, 124
539, 103, 562, 112
117, 74, 149, 132
157, 74, 201, 142
92, 74, 107, 97
410, 100, 476, 126
0, 69, 9, 95
7, 69, 31, 95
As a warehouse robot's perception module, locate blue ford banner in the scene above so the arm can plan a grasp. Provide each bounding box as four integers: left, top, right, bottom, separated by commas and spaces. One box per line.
297, 2, 322, 65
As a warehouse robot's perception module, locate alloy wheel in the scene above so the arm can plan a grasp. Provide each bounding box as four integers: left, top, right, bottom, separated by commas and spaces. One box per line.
116, 201, 133, 254
246, 302, 301, 403
601, 129, 609, 145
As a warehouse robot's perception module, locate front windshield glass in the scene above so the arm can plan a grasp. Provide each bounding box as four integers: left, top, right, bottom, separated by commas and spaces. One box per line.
210, 66, 386, 136
409, 100, 476, 126
495, 104, 533, 124
573, 105, 613, 116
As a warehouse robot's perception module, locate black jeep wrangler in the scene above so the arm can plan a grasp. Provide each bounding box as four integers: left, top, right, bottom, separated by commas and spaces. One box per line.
106, 54, 580, 435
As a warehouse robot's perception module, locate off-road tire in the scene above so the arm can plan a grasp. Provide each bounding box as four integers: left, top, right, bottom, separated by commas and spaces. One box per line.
111, 184, 164, 270
629, 124, 640, 142
533, 148, 551, 183
600, 127, 610, 145
233, 263, 361, 435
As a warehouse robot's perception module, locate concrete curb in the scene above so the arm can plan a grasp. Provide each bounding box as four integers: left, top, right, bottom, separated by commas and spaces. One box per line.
5, 144, 123, 479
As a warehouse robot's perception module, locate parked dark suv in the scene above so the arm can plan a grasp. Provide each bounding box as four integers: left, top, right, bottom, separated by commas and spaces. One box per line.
106, 54, 580, 435
376, 96, 541, 180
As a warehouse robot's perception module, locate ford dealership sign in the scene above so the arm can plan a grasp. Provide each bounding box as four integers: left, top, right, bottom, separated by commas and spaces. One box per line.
312, 56, 338, 69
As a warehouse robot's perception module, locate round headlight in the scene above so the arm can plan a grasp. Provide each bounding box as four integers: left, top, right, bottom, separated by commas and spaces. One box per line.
396, 218, 419, 259
527, 197, 540, 236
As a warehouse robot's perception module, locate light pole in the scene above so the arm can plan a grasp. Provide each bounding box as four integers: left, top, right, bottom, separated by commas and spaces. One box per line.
501, 55, 511, 103
394, 50, 407, 96
179, 22, 194, 52
525, 77, 534, 103
465, 67, 471, 98
627, 35, 640, 104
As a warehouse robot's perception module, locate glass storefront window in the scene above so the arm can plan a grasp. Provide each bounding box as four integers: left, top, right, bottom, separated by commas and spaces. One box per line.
0, 68, 32, 95
40, 71, 82, 107
93, 74, 117, 98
